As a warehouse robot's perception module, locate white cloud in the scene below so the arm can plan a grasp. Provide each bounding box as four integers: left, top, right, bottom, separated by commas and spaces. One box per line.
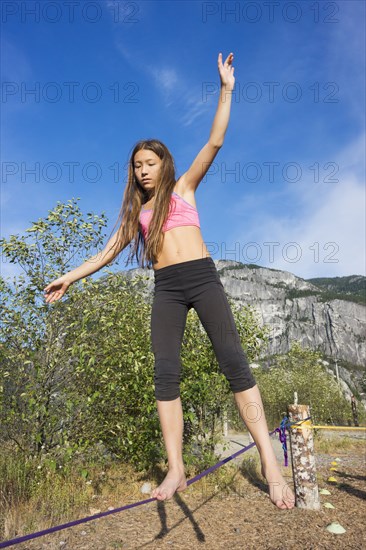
322, 1, 365, 122
148, 63, 214, 126
2, 35, 33, 81
145, 66, 179, 108
230, 134, 366, 278
150, 68, 178, 93
1, 35, 34, 117
114, 40, 213, 126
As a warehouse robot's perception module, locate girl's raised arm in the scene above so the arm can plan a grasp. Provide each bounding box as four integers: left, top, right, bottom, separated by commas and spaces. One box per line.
179, 52, 235, 194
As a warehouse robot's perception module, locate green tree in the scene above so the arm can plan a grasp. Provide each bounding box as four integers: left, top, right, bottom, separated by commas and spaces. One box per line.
0, 198, 108, 456
66, 272, 162, 470
254, 342, 352, 426
0, 197, 271, 472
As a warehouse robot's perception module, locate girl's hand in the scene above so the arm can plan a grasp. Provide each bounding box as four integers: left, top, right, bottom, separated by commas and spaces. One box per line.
44, 275, 72, 304
218, 52, 235, 91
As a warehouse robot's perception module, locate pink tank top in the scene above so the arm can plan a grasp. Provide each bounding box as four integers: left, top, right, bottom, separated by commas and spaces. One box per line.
139, 191, 200, 240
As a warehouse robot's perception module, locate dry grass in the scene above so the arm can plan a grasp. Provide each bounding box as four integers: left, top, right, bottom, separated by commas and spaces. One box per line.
1, 432, 365, 543
313, 433, 366, 454
0, 451, 241, 542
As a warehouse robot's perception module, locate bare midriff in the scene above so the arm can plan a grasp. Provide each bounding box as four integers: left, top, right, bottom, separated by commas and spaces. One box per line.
153, 225, 211, 270
146, 183, 211, 270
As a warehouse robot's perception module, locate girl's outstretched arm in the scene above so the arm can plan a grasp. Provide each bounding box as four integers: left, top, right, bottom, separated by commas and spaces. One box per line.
43, 230, 125, 304
179, 52, 235, 194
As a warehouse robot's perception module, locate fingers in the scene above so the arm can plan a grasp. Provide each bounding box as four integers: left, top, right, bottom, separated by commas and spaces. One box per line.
44, 286, 63, 303
225, 52, 234, 65
218, 52, 234, 67
43, 277, 71, 303
44, 286, 55, 296
44, 282, 57, 294
45, 291, 62, 304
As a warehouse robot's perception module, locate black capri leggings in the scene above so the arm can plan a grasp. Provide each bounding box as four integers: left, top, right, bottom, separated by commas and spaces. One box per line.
151, 256, 257, 401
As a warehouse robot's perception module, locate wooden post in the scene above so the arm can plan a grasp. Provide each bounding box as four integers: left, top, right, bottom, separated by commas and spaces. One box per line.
288, 403, 320, 510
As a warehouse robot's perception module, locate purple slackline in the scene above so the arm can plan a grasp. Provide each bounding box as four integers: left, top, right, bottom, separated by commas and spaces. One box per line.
1, 420, 303, 549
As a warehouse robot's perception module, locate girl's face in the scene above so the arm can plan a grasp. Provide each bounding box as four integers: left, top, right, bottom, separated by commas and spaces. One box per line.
134, 149, 162, 192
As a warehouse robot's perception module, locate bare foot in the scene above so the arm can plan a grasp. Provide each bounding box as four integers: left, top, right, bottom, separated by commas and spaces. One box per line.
151, 468, 187, 501
261, 464, 295, 510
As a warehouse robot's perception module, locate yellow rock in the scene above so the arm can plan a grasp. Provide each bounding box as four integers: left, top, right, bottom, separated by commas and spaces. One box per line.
330, 467, 338, 471
327, 476, 338, 483
331, 461, 337, 466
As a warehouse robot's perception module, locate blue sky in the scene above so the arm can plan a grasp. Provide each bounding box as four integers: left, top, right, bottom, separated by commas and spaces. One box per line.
1, 0, 365, 282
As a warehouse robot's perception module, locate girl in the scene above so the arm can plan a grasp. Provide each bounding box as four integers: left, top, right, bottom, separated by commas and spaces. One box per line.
44, 52, 295, 510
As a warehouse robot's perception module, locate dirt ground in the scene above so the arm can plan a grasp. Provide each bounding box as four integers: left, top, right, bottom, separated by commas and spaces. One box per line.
3, 431, 366, 550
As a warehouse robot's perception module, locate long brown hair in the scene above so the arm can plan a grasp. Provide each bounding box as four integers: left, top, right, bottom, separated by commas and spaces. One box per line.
107, 139, 177, 269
